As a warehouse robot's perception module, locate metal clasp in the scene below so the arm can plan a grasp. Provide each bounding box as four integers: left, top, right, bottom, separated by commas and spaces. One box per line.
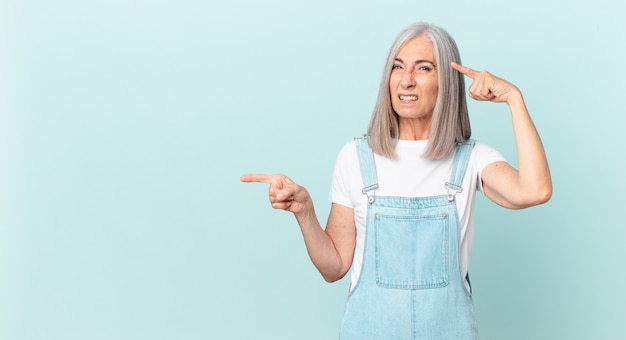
361, 184, 378, 205
445, 182, 463, 202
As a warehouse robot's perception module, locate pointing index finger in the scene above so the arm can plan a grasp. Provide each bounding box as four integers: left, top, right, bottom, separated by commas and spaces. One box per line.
240, 174, 273, 183
451, 62, 478, 79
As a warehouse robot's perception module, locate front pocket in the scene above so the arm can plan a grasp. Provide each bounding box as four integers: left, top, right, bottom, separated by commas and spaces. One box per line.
375, 213, 449, 289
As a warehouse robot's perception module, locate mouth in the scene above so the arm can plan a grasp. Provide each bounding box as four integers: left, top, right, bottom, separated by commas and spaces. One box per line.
399, 95, 418, 101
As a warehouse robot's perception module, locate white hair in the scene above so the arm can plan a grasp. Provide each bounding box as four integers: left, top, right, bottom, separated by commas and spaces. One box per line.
366, 22, 471, 159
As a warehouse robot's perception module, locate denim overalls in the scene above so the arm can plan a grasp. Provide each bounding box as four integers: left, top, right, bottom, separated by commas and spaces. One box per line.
339, 137, 478, 339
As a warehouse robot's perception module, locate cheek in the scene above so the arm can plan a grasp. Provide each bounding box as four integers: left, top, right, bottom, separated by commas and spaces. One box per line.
431, 86, 439, 100
388, 76, 400, 93
426, 81, 439, 101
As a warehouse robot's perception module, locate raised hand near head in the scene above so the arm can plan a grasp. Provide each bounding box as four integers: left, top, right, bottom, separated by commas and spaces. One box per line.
240, 174, 311, 214
451, 62, 522, 104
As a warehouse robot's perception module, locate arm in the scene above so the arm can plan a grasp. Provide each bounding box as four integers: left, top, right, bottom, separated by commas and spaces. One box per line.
240, 174, 356, 282
451, 62, 552, 209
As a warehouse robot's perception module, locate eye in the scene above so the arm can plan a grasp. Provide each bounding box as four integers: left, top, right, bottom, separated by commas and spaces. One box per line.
417, 65, 433, 72
392, 64, 404, 70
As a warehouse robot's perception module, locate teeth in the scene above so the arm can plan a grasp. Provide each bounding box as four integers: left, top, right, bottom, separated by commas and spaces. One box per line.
400, 95, 417, 101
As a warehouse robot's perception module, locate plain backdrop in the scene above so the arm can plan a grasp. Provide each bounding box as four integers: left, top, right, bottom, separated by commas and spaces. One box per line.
1, 0, 625, 339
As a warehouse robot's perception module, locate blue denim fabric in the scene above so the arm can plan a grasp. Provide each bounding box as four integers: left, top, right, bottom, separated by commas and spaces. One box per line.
339, 137, 477, 340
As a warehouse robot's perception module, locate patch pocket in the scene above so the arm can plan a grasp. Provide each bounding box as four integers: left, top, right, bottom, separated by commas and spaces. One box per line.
375, 213, 449, 289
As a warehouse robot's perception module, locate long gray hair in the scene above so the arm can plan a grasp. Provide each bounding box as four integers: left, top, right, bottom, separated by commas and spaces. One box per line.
366, 22, 470, 159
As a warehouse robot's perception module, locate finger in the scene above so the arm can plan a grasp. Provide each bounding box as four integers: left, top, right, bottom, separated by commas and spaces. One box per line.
270, 192, 295, 203
271, 201, 293, 211
274, 182, 300, 201
240, 174, 273, 183
469, 81, 487, 99
468, 83, 494, 101
450, 62, 479, 79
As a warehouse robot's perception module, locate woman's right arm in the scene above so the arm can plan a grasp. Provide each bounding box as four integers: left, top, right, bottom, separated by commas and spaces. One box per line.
241, 174, 356, 282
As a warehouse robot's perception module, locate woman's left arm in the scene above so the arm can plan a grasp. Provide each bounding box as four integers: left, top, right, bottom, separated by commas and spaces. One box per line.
451, 62, 552, 209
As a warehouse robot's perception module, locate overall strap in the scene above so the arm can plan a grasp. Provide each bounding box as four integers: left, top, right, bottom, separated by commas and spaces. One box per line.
355, 136, 378, 204
445, 139, 476, 201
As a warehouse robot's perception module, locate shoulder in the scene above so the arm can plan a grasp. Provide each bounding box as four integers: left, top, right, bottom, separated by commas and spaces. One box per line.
471, 139, 497, 154
335, 138, 360, 161
471, 140, 504, 157
340, 138, 358, 152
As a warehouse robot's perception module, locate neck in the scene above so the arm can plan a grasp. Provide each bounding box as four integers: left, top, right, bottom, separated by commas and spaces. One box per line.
398, 116, 431, 140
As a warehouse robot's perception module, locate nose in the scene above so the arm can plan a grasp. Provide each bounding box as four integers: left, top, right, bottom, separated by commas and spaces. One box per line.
400, 69, 416, 88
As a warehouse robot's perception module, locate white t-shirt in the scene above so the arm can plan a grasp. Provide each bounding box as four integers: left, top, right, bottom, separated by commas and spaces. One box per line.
328, 139, 506, 291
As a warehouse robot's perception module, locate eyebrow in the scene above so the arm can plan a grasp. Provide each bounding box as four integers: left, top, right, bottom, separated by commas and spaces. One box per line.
394, 57, 436, 66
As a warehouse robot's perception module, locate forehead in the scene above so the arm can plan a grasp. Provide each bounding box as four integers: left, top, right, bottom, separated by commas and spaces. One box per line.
396, 36, 435, 62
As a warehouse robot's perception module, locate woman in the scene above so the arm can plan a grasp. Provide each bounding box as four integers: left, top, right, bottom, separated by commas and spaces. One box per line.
241, 22, 551, 339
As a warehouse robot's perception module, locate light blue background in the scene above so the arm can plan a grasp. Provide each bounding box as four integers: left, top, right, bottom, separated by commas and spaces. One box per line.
2, 0, 625, 339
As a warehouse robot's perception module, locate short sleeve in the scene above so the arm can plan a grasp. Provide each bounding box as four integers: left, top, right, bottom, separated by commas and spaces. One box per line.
328, 141, 359, 208
472, 141, 507, 193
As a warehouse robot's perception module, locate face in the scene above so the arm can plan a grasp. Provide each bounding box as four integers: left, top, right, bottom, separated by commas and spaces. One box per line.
389, 36, 439, 124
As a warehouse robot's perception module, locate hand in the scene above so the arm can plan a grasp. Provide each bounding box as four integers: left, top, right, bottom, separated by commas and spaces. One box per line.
451, 62, 521, 104
240, 174, 311, 214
